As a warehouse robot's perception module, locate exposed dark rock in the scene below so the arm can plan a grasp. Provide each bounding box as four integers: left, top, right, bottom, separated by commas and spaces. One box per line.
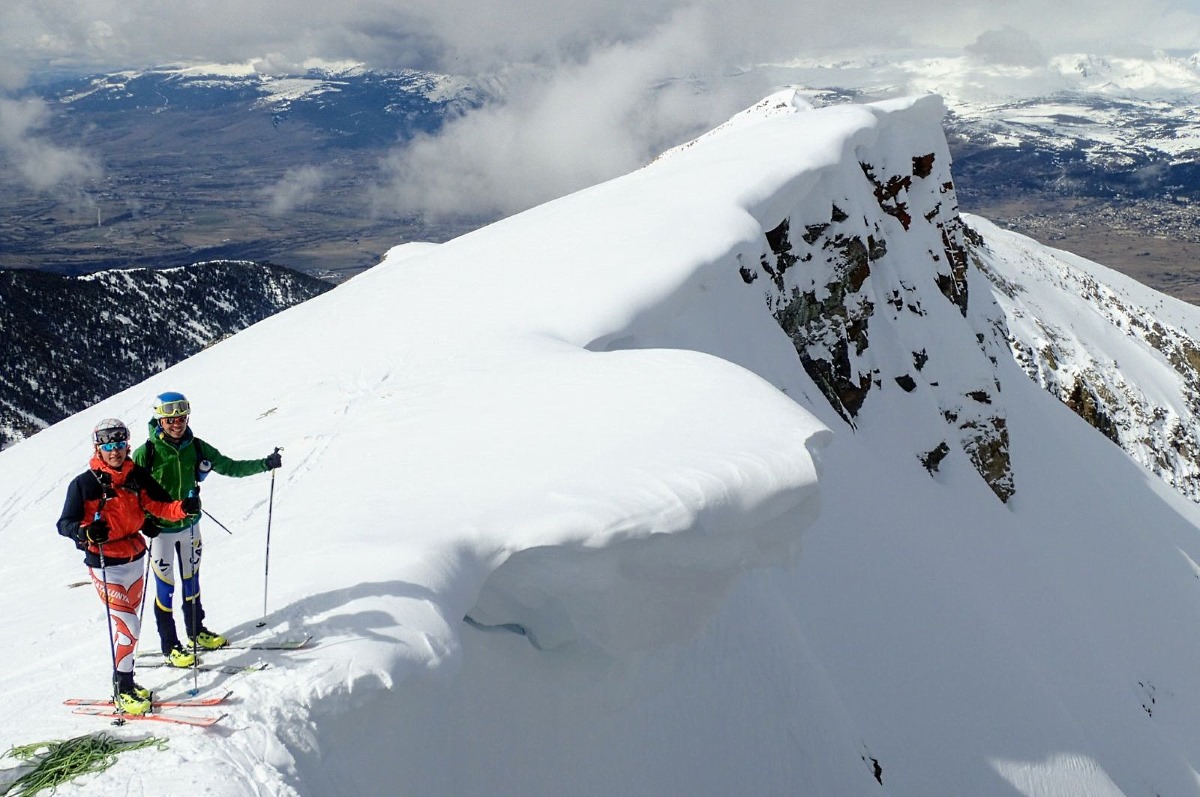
861, 161, 913, 230
920, 442, 951, 473
913, 153, 936, 179
1066, 379, 1121, 444
960, 416, 1015, 502
762, 219, 801, 291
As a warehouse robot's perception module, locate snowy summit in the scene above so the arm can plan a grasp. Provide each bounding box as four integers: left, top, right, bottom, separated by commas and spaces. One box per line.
4, 89, 1200, 795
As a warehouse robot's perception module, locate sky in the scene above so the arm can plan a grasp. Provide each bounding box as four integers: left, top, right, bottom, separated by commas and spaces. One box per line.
4, 0, 1199, 82
7, 90, 1200, 794
3, 0, 1200, 225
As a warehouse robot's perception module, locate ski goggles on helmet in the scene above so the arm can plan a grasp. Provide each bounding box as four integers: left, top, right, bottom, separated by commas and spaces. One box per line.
99, 440, 129, 452
93, 427, 129, 445
154, 398, 191, 418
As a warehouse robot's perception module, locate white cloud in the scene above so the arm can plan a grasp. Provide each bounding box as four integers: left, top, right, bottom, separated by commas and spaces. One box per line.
966, 27, 1047, 67
4, 0, 1196, 77
261, 166, 327, 216
2, 0, 1198, 219
0, 97, 100, 192
369, 7, 772, 218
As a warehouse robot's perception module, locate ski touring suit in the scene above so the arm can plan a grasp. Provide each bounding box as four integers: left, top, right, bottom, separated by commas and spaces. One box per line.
133, 420, 270, 654
57, 455, 187, 673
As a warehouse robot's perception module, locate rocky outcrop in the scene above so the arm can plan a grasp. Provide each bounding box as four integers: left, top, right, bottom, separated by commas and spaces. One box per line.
973, 221, 1200, 503
739, 114, 1015, 502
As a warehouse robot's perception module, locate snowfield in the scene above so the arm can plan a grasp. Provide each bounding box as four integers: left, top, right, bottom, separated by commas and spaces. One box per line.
5, 90, 1200, 796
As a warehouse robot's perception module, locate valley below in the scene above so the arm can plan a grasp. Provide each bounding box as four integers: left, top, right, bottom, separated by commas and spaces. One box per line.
6, 63, 1200, 302
967, 197, 1200, 304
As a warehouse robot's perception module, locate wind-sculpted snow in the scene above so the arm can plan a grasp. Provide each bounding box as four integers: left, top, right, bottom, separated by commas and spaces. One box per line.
0, 86, 844, 795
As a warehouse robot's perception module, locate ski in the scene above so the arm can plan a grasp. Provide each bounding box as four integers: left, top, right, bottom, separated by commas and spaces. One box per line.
222, 634, 313, 651
70, 705, 225, 727
64, 689, 231, 708
135, 660, 270, 675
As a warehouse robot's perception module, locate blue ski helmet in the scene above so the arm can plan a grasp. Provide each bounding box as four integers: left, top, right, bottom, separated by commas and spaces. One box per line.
153, 391, 191, 419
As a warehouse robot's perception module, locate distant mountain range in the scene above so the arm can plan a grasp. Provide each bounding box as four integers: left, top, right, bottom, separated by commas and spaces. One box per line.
768, 52, 1200, 303
0, 261, 330, 448
39, 64, 481, 149
7, 54, 1200, 293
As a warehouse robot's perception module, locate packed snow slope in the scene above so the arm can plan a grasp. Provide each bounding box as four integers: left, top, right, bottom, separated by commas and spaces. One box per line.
4, 91, 1200, 796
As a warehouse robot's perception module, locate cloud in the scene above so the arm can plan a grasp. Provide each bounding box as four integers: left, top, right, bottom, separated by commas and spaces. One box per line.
368, 7, 773, 219
966, 27, 1047, 67
261, 166, 327, 216
2, 0, 1198, 221
0, 62, 27, 92
0, 97, 100, 192
3, 0, 1196, 78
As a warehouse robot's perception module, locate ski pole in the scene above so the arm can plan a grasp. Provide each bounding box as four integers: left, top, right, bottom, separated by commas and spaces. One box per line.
187, 521, 201, 695
257, 448, 280, 628
96, 539, 124, 725
201, 508, 234, 535
135, 540, 152, 641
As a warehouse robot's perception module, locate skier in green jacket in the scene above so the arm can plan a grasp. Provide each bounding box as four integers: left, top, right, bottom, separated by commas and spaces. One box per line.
132, 391, 282, 667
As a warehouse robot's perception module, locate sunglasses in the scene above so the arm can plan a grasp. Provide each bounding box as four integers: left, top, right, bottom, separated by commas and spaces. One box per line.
161, 415, 188, 425
155, 399, 191, 418
99, 440, 129, 452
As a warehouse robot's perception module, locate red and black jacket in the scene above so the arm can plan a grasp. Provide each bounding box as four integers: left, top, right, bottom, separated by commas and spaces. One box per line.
57, 455, 187, 567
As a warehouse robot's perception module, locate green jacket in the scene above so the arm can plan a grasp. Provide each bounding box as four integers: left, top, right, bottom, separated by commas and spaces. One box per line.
132, 419, 269, 531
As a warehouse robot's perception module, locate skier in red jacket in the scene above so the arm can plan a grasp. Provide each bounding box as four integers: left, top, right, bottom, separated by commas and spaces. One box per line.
56, 418, 199, 715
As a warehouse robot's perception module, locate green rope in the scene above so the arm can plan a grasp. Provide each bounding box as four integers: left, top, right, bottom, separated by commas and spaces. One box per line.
1, 733, 166, 796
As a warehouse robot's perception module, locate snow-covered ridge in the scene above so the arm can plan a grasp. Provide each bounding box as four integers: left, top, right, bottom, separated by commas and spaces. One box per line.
779, 51, 1200, 102
12, 86, 1200, 794
972, 214, 1200, 502
0, 81, 868, 795
55, 60, 473, 110
774, 51, 1200, 164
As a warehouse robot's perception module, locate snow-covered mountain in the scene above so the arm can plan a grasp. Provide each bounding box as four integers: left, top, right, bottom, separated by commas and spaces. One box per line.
5, 90, 1200, 796
0, 261, 330, 449
40, 61, 481, 146
972, 215, 1200, 502
773, 51, 1200, 202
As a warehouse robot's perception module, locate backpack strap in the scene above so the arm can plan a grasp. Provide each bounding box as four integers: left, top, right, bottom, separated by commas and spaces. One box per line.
90, 469, 113, 512
193, 438, 206, 485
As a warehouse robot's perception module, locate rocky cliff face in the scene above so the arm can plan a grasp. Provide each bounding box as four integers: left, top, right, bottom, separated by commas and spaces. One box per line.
735, 95, 1016, 502
724, 92, 1200, 510
0, 261, 331, 448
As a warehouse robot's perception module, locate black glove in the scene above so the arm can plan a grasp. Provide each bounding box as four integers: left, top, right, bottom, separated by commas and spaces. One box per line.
181, 495, 201, 514
265, 451, 283, 470
84, 518, 110, 544
142, 519, 161, 539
